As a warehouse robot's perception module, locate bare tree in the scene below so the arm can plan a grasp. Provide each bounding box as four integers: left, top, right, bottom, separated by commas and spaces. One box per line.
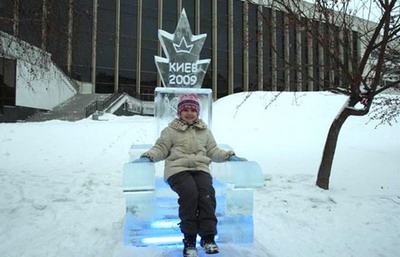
368, 37, 400, 127
0, 0, 94, 78
249, 0, 400, 189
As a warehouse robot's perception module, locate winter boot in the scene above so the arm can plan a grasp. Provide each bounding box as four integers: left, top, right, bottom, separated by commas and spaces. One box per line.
183, 235, 198, 257
200, 235, 219, 254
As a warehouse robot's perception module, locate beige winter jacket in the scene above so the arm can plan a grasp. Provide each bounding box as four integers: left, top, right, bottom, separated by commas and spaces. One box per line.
141, 118, 235, 180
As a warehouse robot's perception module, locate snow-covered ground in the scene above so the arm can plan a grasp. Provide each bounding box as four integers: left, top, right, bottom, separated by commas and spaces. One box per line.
0, 92, 399, 257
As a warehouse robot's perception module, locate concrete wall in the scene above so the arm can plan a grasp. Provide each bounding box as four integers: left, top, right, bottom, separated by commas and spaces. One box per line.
15, 59, 77, 110
0, 31, 77, 111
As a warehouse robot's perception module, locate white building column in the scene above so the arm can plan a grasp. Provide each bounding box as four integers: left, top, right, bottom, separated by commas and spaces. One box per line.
284, 13, 290, 91
91, 0, 98, 93
271, 9, 277, 91
41, 0, 48, 50
296, 20, 302, 91
114, 0, 121, 93
228, 0, 234, 95
307, 22, 313, 91
136, 0, 142, 97
13, 0, 19, 37
257, 5, 264, 91
67, 0, 73, 75
243, 1, 249, 92
212, 0, 218, 99
157, 0, 163, 87
318, 22, 324, 91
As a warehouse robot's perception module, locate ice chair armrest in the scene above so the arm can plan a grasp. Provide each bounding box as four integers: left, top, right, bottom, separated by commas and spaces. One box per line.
230, 161, 264, 188
122, 162, 156, 191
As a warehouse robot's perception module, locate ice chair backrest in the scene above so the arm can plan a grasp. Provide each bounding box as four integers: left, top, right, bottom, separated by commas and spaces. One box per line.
154, 87, 213, 136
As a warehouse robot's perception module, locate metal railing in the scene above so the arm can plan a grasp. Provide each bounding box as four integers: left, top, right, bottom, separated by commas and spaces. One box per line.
85, 100, 99, 118
85, 93, 123, 117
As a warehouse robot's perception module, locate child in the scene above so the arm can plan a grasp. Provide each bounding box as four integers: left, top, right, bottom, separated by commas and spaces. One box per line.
132, 94, 246, 257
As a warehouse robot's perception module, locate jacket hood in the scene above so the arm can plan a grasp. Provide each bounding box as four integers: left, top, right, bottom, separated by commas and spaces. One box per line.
169, 118, 207, 131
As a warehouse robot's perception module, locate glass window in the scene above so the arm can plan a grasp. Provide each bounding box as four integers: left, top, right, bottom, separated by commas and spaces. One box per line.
262, 7, 272, 91
342, 29, 350, 87
0, 58, 16, 112
352, 31, 358, 59
182, 0, 196, 29
142, 1, 158, 41
19, 1, 42, 48
96, 0, 116, 93
96, 67, 115, 93
323, 23, 331, 89
275, 10, 284, 91
118, 69, 136, 94
232, 1, 243, 93
301, 17, 308, 91
288, 16, 297, 91
217, 0, 228, 98
163, 1, 177, 33
248, 3, 258, 91
200, 0, 212, 89
97, 0, 116, 55
71, 65, 91, 82
47, 0, 69, 73
333, 26, 341, 88
96, 32, 116, 68
140, 0, 158, 100
312, 21, 319, 91
72, 0, 93, 82
119, 0, 138, 92
0, 0, 14, 35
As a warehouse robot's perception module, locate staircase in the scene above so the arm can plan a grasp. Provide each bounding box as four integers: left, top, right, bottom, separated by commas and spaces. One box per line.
27, 94, 112, 122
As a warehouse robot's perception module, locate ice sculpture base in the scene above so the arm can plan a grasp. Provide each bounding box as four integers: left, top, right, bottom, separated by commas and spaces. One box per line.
122, 145, 264, 247
123, 176, 256, 247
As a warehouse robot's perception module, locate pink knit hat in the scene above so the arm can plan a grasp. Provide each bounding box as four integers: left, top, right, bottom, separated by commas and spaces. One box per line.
177, 94, 200, 116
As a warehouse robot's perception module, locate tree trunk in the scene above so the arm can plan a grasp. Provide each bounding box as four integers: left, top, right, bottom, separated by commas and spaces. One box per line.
316, 107, 351, 190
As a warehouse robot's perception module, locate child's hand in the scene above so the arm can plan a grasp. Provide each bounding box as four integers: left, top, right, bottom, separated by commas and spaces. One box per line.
131, 157, 152, 163
227, 155, 247, 161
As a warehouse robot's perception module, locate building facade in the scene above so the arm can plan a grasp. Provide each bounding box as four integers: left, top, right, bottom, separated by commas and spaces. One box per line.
1, 0, 360, 104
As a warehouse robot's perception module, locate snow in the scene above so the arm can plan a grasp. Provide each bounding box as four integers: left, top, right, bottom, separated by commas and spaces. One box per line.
0, 91, 399, 257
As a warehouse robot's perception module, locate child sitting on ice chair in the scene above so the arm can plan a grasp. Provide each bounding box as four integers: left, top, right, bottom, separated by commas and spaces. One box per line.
132, 94, 246, 257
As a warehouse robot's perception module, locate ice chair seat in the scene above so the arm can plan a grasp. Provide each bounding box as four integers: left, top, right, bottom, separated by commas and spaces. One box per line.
122, 144, 264, 246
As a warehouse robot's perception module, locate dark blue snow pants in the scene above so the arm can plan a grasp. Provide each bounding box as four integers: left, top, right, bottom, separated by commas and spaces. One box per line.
167, 170, 217, 237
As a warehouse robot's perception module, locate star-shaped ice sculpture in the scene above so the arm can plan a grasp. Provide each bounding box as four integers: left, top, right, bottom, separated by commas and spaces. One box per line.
154, 9, 210, 88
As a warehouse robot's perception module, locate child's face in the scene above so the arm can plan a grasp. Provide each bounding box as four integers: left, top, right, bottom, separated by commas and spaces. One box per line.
179, 108, 199, 124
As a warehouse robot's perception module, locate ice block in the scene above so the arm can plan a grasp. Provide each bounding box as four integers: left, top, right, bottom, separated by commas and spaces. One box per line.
217, 216, 254, 243
226, 187, 254, 216
154, 9, 210, 89
122, 162, 155, 191
212, 161, 264, 189
124, 191, 156, 221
